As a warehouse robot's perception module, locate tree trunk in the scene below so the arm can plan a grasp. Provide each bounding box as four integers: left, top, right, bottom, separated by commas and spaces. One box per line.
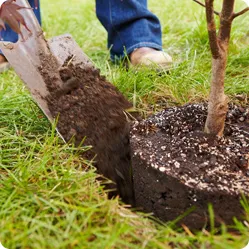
204, 0, 235, 136
204, 54, 228, 136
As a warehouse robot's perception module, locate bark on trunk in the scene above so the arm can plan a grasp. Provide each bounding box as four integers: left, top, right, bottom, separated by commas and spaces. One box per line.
204, 55, 228, 136
204, 0, 234, 136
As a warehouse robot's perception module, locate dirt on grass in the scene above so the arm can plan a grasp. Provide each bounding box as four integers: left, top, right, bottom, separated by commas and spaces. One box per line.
37, 52, 135, 205
131, 103, 249, 229
35, 47, 249, 229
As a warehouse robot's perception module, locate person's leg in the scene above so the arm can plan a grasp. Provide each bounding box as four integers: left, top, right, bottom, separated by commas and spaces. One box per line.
96, 0, 172, 67
0, 0, 41, 72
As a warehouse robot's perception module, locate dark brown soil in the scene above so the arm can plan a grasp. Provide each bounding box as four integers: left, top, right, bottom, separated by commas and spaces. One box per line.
131, 103, 249, 230
35, 47, 249, 229
37, 52, 135, 205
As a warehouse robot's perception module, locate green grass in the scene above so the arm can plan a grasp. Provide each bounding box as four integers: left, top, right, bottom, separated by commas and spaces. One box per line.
1, 0, 249, 248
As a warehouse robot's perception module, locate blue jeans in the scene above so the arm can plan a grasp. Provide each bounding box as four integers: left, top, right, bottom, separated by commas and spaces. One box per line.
1, 0, 162, 60
0, 0, 41, 55
96, 0, 162, 61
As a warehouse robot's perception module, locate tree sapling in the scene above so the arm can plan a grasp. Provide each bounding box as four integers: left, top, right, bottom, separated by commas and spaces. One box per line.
194, 0, 249, 136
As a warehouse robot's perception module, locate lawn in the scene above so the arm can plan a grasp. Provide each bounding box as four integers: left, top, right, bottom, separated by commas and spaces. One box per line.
0, 0, 249, 248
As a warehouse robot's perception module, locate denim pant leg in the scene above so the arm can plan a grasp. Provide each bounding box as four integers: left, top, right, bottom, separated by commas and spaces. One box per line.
0, 0, 41, 55
96, 0, 162, 61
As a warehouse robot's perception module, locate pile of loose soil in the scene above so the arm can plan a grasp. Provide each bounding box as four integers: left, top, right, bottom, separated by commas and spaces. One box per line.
38, 52, 135, 205
131, 103, 249, 229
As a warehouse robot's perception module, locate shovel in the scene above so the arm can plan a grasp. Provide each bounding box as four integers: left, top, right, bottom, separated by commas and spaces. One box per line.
0, 0, 135, 205
0, 0, 93, 128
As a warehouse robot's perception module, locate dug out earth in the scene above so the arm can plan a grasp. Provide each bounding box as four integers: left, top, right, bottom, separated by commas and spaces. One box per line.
37, 50, 249, 229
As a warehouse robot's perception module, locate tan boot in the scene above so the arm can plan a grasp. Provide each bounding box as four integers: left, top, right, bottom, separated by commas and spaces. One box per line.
130, 47, 172, 70
0, 54, 10, 73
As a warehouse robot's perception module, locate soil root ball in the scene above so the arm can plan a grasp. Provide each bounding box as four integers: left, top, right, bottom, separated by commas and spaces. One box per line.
131, 103, 249, 229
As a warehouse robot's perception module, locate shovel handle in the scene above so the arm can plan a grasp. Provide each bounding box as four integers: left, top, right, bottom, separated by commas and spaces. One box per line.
0, 0, 49, 67
16, 0, 42, 41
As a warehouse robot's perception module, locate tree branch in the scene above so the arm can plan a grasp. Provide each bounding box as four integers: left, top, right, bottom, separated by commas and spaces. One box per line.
218, 0, 235, 43
205, 0, 220, 59
233, 7, 249, 19
193, 0, 220, 16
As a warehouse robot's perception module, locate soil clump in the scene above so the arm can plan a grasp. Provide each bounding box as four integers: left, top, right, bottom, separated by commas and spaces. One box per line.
38, 52, 135, 205
131, 103, 249, 229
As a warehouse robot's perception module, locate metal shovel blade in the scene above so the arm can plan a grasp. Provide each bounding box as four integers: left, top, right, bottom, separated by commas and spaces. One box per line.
0, 0, 93, 123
